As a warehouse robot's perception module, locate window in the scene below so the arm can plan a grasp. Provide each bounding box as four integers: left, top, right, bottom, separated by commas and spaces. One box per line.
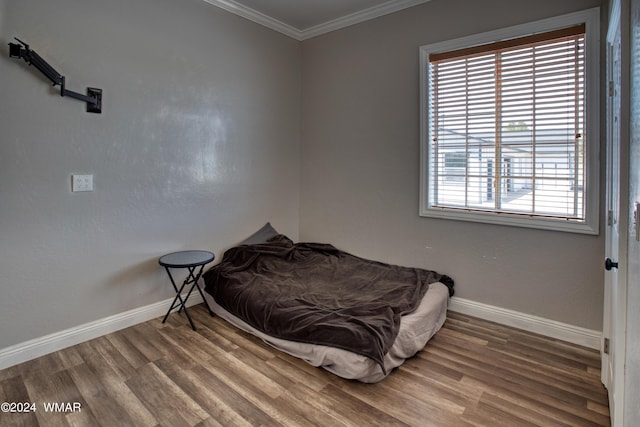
419, 9, 599, 234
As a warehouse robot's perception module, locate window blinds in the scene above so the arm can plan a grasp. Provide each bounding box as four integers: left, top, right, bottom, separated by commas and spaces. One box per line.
428, 25, 586, 220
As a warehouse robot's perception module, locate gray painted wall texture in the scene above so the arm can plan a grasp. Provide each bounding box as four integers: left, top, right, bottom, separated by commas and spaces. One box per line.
300, 0, 606, 330
0, 0, 301, 349
0, 0, 610, 354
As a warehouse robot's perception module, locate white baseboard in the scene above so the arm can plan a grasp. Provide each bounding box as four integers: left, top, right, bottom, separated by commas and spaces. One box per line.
0, 294, 204, 371
448, 296, 602, 350
0, 294, 601, 371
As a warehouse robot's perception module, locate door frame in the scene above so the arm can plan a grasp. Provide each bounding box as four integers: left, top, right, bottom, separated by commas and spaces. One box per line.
603, 0, 629, 425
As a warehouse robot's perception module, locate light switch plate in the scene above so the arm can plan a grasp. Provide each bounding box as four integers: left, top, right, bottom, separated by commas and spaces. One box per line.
72, 174, 93, 192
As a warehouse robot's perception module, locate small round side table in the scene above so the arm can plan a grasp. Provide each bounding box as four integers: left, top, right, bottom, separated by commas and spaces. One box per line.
158, 250, 215, 330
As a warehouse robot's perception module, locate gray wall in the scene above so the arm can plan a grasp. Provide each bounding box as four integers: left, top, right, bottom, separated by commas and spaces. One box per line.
0, 0, 611, 353
0, 0, 301, 349
300, 0, 606, 330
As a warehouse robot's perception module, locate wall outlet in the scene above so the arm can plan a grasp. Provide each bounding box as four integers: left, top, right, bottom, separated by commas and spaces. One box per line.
72, 174, 93, 192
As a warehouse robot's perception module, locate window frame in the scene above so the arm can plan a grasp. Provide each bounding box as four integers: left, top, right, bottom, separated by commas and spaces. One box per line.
419, 8, 600, 234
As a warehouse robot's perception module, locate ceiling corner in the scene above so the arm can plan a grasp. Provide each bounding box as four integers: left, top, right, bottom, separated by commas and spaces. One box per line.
200, 0, 304, 40
201, 0, 432, 41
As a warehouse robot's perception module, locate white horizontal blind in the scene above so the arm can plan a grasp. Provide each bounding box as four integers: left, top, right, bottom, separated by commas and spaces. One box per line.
428, 26, 585, 221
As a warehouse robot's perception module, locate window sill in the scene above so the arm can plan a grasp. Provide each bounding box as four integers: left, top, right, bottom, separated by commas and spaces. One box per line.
419, 206, 599, 235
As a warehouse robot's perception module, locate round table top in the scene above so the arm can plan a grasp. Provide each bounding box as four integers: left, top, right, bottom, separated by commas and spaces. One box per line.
159, 250, 215, 268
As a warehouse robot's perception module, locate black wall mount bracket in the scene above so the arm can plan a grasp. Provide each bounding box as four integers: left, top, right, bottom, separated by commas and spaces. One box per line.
8, 38, 102, 114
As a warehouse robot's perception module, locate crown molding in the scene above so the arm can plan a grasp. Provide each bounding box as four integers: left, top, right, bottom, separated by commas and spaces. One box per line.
201, 0, 432, 41
300, 0, 431, 40
200, 0, 302, 39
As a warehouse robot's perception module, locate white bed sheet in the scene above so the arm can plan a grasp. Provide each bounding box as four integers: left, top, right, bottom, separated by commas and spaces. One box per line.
203, 282, 449, 383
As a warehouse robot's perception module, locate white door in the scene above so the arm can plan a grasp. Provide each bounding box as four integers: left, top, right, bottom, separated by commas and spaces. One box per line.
603, 7, 625, 426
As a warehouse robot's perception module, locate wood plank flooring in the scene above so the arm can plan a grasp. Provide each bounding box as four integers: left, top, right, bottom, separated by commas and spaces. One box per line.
0, 305, 610, 426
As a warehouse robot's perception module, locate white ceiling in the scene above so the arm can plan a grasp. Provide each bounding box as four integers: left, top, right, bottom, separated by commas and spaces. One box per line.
202, 0, 431, 40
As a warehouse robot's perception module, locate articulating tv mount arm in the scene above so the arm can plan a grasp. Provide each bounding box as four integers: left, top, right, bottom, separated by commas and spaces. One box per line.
8, 38, 102, 113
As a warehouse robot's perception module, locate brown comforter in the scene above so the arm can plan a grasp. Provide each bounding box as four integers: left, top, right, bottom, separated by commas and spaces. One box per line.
203, 235, 453, 372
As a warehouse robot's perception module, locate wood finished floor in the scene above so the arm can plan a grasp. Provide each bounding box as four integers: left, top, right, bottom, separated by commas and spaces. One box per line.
0, 305, 609, 427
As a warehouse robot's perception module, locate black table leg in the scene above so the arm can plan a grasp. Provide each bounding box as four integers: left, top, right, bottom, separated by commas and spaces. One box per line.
159, 250, 215, 330
162, 266, 197, 330
187, 265, 214, 317
161, 264, 213, 330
